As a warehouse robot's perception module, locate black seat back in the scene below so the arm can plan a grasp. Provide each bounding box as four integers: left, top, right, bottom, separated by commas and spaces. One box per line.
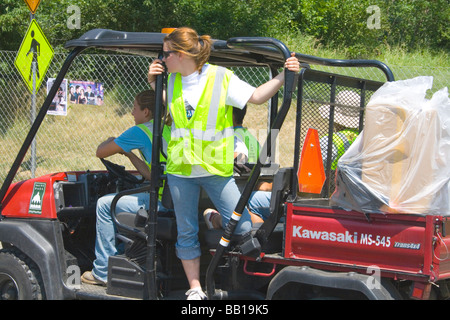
110, 184, 177, 242
255, 167, 292, 246
116, 210, 177, 242
161, 180, 174, 210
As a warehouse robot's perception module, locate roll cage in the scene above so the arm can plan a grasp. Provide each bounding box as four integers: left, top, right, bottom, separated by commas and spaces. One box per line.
0, 29, 394, 300
0, 28, 394, 208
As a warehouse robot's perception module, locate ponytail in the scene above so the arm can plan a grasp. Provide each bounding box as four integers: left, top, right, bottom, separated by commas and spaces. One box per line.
165, 27, 212, 73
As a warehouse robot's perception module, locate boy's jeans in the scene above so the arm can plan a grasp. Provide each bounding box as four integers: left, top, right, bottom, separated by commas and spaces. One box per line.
92, 192, 165, 282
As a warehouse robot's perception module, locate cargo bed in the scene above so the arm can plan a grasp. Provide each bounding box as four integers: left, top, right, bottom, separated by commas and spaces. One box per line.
282, 199, 450, 283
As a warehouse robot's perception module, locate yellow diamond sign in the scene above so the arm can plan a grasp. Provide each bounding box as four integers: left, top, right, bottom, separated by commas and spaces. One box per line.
14, 19, 54, 93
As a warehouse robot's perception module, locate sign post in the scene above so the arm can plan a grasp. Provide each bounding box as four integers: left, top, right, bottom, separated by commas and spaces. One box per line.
14, 0, 52, 178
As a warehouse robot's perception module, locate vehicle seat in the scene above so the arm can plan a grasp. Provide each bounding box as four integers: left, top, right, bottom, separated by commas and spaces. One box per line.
115, 210, 177, 242
254, 167, 292, 247
111, 182, 177, 243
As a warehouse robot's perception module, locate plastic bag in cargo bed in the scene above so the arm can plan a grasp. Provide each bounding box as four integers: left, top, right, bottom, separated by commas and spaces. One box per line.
331, 76, 450, 215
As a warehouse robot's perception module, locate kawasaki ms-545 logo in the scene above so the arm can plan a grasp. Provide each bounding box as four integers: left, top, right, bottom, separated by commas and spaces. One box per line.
292, 225, 396, 248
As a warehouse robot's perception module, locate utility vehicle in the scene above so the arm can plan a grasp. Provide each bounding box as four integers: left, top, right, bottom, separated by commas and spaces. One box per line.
1, 29, 448, 300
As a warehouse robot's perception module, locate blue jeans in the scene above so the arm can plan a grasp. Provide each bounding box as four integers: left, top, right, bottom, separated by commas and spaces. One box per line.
167, 174, 252, 260
92, 192, 165, 282
248, 191, 271, 221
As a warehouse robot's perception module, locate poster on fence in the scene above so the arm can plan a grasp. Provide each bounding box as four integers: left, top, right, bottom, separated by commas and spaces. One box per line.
68, 80, 104, 106
46, 78, 68, 116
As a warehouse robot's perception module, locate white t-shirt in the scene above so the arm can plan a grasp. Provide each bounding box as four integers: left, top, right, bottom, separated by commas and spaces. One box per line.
177, 64, 256, 177
182, 64, 255, 114
234, 136, 248, 157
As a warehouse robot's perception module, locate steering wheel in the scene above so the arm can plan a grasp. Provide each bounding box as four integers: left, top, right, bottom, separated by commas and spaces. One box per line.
100, 158, 145, 185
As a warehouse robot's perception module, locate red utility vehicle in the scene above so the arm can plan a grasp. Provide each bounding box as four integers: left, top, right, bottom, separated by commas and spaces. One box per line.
0, 29, 448, 300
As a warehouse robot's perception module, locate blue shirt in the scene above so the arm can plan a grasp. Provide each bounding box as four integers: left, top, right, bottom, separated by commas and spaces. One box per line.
114, 124, 153, 162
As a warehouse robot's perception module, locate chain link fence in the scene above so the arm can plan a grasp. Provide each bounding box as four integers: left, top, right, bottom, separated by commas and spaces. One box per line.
0, 50, 448, 184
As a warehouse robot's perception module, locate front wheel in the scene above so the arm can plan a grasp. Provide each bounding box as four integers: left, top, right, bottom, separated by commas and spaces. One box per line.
0, 248, 44, 300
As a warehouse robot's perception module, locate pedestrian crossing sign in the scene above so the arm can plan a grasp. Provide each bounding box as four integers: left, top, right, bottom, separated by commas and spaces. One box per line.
14, 19, 54, 93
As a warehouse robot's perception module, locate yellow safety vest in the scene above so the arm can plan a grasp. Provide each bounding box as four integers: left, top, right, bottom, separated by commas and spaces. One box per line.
320, 129, 359, 170
166, 65, 235, 177
137, 121, 171, 199
234, 126, 261, 164
136, 121, 171, 169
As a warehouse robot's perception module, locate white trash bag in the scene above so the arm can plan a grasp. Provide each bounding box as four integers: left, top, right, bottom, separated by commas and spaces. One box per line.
331, 76, 450, 215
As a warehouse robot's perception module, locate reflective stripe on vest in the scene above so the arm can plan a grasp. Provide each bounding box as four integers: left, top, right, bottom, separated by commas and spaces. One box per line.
166, 65, 234, 177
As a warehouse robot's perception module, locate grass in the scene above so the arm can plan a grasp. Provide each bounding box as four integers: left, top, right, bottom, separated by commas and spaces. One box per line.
281, 32, 450, 67
1, 100, 135, 183
280, 32, 449, 91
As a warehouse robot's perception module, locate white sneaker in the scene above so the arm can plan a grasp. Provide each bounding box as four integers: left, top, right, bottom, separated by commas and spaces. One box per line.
186, 287, 207, 300
203, 208, 220, 230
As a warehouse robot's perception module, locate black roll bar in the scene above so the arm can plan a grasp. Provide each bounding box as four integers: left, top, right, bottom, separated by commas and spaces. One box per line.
143, 52, 166, 300
294, 52, 395, 82
226, 37, 394, 82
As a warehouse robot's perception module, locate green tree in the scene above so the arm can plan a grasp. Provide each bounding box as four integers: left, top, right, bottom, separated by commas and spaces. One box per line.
0, 0, 30, 50
0, 0, 448, 54
287, 0, 448, 54
384, 0, 449, 50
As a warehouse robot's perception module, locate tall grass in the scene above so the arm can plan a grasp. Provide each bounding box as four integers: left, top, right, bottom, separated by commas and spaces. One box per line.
1, 99, 135, 183
276, 32, 450, 100
280, 31, 450, 68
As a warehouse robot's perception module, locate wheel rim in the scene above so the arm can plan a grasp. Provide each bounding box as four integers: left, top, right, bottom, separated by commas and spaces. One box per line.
0, 273, 19, 300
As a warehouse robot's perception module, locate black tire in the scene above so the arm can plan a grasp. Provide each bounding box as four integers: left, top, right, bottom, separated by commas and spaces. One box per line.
0, 248, 44, 300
